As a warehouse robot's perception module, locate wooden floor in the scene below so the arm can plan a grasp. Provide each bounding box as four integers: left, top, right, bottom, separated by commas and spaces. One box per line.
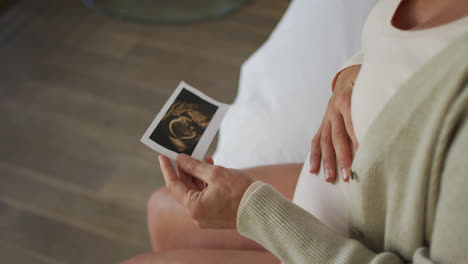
0, 0, 289, 263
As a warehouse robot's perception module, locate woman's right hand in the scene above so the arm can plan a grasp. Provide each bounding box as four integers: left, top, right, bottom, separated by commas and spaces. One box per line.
310, 65, 361, 182
159, 154, 255, 230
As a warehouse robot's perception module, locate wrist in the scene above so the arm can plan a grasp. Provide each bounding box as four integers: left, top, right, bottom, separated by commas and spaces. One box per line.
331, 64, 362, 92
237, 182, 263, 214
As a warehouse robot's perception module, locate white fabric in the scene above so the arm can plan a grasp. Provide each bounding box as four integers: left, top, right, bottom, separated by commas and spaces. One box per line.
213, 0, 377, 169
351, 0, 468, 143
293, 154, 349, 236
293, 0, 468, 237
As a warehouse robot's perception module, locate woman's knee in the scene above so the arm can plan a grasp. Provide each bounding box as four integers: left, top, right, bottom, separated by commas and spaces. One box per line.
122, 250, 279, 264
148, 186, 175, 216
146, 186, 266, 252
147, 186, 183, 251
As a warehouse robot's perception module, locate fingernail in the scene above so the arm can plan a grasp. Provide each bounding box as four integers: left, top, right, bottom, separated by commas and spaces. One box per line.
310, 160, 319, 175
342, 168, 351, 182
310, 160, 316, 169
309, 166, 317, 175
325, 169, 333, 182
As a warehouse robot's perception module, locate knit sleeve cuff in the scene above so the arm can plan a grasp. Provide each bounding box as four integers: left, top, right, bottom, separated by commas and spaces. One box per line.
236, 184, 381, 263
238, 181, 265, 212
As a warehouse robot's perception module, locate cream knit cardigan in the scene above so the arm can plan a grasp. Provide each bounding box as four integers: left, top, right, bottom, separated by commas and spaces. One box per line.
237, 32, 468, 264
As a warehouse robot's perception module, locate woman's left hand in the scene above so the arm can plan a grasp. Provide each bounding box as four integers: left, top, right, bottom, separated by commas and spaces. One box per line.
159, 154, 256, 229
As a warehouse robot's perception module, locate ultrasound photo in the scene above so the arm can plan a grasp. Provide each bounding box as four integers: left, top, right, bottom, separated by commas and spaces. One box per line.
141, 82, 229, 160
150, 88, 218, 155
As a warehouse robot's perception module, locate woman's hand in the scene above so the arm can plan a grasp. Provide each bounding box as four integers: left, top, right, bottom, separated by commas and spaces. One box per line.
310, 65, 361, 182
159, 154, 255, 229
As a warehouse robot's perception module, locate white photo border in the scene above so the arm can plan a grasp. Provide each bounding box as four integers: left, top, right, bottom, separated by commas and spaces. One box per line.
140, 81, 229, 161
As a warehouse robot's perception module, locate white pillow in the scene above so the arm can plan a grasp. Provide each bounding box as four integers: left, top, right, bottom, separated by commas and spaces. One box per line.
213, 0, 377, 169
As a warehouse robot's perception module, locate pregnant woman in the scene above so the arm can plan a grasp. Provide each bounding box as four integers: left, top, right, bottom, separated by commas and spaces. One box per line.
124, 0, 468, 263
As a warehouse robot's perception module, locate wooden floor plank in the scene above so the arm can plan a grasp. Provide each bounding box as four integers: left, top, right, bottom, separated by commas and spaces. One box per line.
0, 164, 149, 247
0, 201, 146, 263
0, 240, 63, 264
0, 0, 289, 262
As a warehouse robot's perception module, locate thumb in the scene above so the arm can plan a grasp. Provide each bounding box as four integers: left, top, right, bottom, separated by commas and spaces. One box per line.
176, 154, 213, 183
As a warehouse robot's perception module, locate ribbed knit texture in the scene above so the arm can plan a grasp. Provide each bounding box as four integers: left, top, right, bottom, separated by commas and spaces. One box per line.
237, 32, 468, 264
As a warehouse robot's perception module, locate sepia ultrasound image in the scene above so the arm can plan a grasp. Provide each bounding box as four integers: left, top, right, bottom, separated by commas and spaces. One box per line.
150, 88, 218, 155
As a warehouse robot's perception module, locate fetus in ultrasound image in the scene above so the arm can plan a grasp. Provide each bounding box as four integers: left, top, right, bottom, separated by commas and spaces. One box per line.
150, 88, 218, 155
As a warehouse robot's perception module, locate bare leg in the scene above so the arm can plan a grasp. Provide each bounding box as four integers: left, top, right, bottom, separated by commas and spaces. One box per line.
148, 163, 302, 252
121, 249, 279, 264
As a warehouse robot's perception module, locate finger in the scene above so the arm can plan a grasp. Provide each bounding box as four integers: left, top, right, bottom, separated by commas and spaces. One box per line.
159, 155, 190, 205
310, 126, 322, 174
330, 115, 353, 182
177, 156, 205, 191
187, 166, 206, 191
177, 154, 213, 183
176, 164, 198, 190
193, 178, 206, 191
205, 156, 214, 165
338, 96, 359, 150
320, 121, 336, 182
193, 156, 214, 190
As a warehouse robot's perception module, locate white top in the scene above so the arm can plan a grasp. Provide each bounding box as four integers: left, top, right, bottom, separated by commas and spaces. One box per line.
212, 0, 377, 169
352, 0, 468, 142
291, 0, 468, 236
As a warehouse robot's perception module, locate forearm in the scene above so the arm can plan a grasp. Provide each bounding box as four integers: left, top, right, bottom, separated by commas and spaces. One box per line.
237, 183, 405, 264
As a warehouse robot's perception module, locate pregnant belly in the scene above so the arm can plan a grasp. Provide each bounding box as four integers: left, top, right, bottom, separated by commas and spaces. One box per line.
292, 153, 349, 237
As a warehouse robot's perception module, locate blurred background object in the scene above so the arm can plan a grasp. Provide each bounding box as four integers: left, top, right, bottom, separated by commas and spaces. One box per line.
81, 0, 249, 24
0, 0, 16, 13
0, 0, 289, 263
